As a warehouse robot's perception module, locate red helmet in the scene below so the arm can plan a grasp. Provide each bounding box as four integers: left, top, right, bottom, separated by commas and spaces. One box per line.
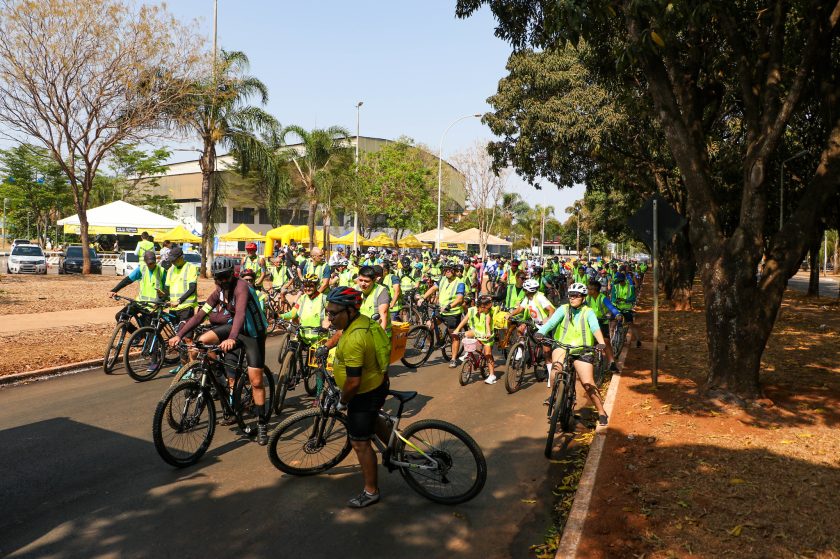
326, 286, 363, 309
245, 242, 257, 251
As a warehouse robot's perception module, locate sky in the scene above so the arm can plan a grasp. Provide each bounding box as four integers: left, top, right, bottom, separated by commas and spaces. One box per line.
157, 0, 585, 219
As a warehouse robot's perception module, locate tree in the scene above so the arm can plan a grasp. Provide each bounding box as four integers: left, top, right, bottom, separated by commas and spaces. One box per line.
457, 0, 840, 400
0, 144, 72, 245
171, 49, 282, 277
279, 125, 352, 250
0, 0, 202, 273
451, 141, 510, 257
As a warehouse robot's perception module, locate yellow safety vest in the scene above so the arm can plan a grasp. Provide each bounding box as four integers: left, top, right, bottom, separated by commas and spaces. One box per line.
298, 293, 325, 328
137, 264, 165, 302
438, 277, 463, 316
166, 262, 198, 310
136, 239, 155, 259
361, 284, 391, 334
553, 304, 596, 349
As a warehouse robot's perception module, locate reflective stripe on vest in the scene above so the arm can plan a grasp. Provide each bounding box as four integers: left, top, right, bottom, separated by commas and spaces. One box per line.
614, 283, 633, 311
138, 264, 164, 301
136, 240, 154, 259
586, 293, 609, 321
269, 264, 287, 287
438, 277, 462, 315
298, 293, 325, 328
361, 284, 391, 332
467, 307, 490, 340
338, 270, 354, 287
553, 304, 595, 348
168, 262, 197, 309
243, 256, 261, 273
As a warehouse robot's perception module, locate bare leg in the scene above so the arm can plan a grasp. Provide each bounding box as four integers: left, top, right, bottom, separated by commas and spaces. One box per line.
350, 439, 378, 494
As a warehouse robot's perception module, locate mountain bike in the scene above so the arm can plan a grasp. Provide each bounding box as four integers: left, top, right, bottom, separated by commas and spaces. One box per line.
540, 338, 602, 459
153, 340, 275, 467
504, 317, 549, 394
610, 314, 629, 356
397, 289, 424, 324
275, 323, 330, 414
400, 304, 464, 368
457, 333, 491, 386
267, 357, 487, 504
122, 301, 182, 381
103, 295, 149, 374
261, 287, 281, 334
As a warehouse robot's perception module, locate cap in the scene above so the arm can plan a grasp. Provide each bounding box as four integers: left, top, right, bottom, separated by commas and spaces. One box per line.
169, 245, 183, 260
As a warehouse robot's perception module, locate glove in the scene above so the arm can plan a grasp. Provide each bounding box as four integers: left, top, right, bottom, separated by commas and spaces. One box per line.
442, 304, 451, 312
315, 345, 329, 359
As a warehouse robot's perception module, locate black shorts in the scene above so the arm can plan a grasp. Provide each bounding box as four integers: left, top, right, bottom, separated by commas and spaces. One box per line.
599, 322, 610, 338
347, 380, 389, 441
440, 313, 462, 330
209, 324, 267, 369
571, 353, 596, 365
619, 310, 634, 324
172, 307, 195, 326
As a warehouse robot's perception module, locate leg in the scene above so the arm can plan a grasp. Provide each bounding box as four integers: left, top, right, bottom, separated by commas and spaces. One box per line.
483, 342, 495, 375
350, 439, 379, 494
574, 360, 606, 416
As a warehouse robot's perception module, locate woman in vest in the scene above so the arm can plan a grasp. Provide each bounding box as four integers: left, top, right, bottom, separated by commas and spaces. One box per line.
453, 294, 497, 384
586, 279, 622, 373
535, 282, 610, 426
279, 274, 327, 343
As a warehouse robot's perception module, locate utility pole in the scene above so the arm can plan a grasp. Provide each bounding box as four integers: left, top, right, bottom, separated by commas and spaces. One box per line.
354, 101, 363, 252
575, 210, 580, 258
587, 229, 592, 261
539, 206, 545, 257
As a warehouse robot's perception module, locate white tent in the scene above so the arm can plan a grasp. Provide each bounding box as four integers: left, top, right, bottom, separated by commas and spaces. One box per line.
443, 227, 511, 246
58, 200, 181, 237
414, 227, 457, 243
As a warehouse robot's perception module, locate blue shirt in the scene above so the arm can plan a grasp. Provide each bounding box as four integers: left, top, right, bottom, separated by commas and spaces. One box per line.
303, 261, 331, 279
537, 304, 601, 338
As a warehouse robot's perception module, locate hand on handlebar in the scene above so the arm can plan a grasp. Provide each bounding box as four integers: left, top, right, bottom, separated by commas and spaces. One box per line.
108, 292, 117, 299
168, 335, 182, 348
219, 339, 236, 353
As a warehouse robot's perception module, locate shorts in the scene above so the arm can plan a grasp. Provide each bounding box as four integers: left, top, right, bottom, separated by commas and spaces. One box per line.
347, 379, 389, 441
440, 313, 462, 330
209, 324, 267, 369
619, 310, 634, 324
599, 321, 610, 338
172, 307, 195, 326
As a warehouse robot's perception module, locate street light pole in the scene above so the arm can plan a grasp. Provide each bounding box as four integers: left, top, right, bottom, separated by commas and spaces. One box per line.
780, 149, 808, 230
437, 114, 481, 252
539, 206, 545, 257
354, 101, 363, 253
2, 197, 7, 252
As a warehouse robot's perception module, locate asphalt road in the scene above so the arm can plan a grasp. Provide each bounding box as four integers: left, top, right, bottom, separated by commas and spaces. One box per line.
0, 336, 581, 559
787, 272, 839, 296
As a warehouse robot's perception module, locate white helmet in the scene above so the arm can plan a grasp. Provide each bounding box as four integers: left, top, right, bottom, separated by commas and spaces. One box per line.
568, 282, 588, 296
523, 278, 540, 293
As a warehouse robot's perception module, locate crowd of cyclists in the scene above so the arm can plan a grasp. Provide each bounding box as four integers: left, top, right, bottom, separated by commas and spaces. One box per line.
108, 237, 645, 507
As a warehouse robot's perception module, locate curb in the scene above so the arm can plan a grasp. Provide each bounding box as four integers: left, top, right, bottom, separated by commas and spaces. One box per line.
0, 358, 102, 386
554, 340, 629, 559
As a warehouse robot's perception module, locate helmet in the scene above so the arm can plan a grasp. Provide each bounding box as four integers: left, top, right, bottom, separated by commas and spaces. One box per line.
454, 264, 464, 272
533, 265, 543, 274
476, 294, 493, 305
211, 256, 236, 278
302, 273, 319, 285
511, 259, 520, 266
413, 262, 423, 270
523, 279, 539, 293
441, 262, 454, 271
245, 242, 257, 251
401, 257, 411, 269
240, 268, 256, 280
568, 282, 588, 296
326, 286, 363, 309
614, 272, 626, 281
431, 255, 440, 264
337, 258, 349, 266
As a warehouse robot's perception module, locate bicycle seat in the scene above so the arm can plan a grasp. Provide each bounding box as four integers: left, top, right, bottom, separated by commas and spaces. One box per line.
388, 390, 417, 403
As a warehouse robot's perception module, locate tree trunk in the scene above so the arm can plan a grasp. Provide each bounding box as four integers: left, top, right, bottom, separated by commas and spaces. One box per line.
322, 207, 330, 253
199, 140, 216, 278
79, 211, 90, 274
807, 238, 820, 297
307, 197, 318, 250
833, 233, 839, 276
660, 227, 695, 310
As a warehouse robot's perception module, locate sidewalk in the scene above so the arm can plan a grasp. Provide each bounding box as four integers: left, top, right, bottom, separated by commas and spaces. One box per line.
0, 305, 117, 334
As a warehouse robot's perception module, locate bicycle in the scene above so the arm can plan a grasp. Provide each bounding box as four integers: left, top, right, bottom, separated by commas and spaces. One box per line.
457, 333, 491, 386
540, 338, 603, 458
503, 317, 549, 394
103, 295, 149, 374
153, 340, 276, 467
610, 313, 630, 356
275, 322, 330, 414
267, 357, 487, 504
400, 304, 464, 368
122, 301, 182, 381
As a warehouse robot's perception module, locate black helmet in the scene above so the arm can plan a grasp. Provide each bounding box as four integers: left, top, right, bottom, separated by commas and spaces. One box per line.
168, 245, 183, 260
211, 256, 236, 278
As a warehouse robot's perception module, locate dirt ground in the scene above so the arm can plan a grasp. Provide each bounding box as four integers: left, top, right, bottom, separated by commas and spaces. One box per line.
576, 286, 840, 559
0, 274, 218, 376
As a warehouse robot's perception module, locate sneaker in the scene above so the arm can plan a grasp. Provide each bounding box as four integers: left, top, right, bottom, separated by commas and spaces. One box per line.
256, 423, 268, 446
146, 363, 158, 373
168, 364, 182, 375
348, 490, 380, 508
484, 374, 497, 385
220, 414, 236, 426
448, 360, 458, 368
598, 414, 609, 426
609, 362, 619, 372
543, 397, 551, 406
636, 341, 642, 348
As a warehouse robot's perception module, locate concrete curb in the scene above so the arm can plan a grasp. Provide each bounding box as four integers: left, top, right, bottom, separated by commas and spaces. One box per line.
0, 358, 102, 386
554, 340, 630, 559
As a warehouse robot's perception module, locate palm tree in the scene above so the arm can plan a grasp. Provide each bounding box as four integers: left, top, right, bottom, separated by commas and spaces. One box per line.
171, 50, 282, 277
498, 191, 529, 237
278, 125, 351, 250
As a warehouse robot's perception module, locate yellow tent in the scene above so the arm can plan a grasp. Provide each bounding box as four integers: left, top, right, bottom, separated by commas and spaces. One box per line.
364, 232, 396, 247
285, 225, 343, 246
333, 230, 368, 245
398, 234, 430, 248
219, 224, 266, 242
263, 224, 297, 256
155, 225, 201, 243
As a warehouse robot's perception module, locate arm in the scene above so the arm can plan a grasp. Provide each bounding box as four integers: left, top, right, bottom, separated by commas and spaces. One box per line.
175, 282, 198, 306
602, 296, 621, 318
175, 291, 217, 340
376, 288, 390, 330
110, 267, 141, 295
537, 306, 564, 337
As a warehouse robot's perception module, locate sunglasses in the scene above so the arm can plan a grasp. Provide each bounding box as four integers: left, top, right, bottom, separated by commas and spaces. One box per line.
326, 308, 348, 319
569, 293, 585, 299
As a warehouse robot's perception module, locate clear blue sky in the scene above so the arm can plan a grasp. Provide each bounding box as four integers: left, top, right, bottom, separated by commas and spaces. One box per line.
158, 0, 584, 219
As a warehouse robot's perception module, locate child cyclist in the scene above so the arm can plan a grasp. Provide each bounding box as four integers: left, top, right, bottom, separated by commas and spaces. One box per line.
453, 294, 497, 384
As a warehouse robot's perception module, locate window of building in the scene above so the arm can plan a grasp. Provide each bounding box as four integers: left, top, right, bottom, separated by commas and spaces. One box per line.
233, 207, 255, 224
258, 208, 270, 224
195, 206, 202, 222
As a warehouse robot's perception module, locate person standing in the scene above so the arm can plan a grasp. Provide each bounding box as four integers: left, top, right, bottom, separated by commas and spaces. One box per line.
159, 240, 172, 270
134, 231, 155, 260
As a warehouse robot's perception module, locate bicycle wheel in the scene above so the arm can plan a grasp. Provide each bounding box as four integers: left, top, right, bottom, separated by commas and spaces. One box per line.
267, 408, 352, 476
160, 322, 181, 365
440, 329, 464, 362
153, 380, 216, 467
396, 419, 487, 505
169, 361, 204, 388
594, 353, 606, 386
303, 365, 318, 396
124, 326, 165, 381
459, 358, 474, 386
545, 381, 565, 459
504, 341, 527, 394
274, 350, 295, 415
401, 325, 434, 368
103, 322, 128, 374
559, 373, 576, 432
233, 367, 275, 437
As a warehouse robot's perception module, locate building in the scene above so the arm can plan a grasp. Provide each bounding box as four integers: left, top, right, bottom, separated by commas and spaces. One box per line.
145, 136, 467, 238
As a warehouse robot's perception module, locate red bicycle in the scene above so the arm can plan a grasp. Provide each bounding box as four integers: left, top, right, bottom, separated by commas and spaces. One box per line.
458, 334, 491, 385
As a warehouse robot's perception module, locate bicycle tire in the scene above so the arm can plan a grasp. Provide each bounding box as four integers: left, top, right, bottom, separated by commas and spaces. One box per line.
440, 329, 464, 362
396, 419, 487, 505
459, 359, 474, 386
267, 408, 352, 476
559, 373, 576, 433
124, 326, 165, 381
545, 379, 565, 458
274, 350, 295, 415
504, 341, 527, 394
594, 353, 606, 386
153, 380, 216, 467
303, 365, 318, 397
401, 325, 434, 368
234, 368, 275, 436
103, 322, 128, 374
169, 361, 204, 388
160, 322, 181, 365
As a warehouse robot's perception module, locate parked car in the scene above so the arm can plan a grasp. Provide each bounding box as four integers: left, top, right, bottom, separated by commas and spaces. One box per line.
115, 250, 140, 276
58, 245, 102, 274
183, 251, 202, 267
7, 244, 47, 274
10, 238, 33, 249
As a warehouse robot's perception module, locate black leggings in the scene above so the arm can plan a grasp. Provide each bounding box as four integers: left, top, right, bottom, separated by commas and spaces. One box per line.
209, 324, 267, 369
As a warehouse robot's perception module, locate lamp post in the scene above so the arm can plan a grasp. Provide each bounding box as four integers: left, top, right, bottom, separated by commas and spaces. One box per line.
437, 114, 481, 252
354, 101, 363, 253
780, 149, 808, 230
2, 197, 7, 252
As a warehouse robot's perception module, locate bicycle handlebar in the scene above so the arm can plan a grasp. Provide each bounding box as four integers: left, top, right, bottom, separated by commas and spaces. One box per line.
536, 337, 603, 353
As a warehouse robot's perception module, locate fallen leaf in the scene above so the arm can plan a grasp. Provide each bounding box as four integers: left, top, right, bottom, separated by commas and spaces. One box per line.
521, 499, 537, 504
796, 433, 814, 438
779, 440, 795, 445
677, 500, 689, 508
729, 478, 746, 485
729, 525, 743, 536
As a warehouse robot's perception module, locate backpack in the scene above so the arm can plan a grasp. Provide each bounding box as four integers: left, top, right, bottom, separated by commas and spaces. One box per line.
367, 319, 392, 375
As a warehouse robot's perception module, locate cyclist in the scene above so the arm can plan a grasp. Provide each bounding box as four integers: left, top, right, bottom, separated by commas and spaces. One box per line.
241, 242, 266, 284
418, 262, 465, 368
505, 271, 527, 312
356, 265, 391, 335
453, 294, 497, 384
535, 282, 609, 426
324, 286, 391, 508
169, 256, 271, 444
241, 268, 268, 316
586, 279, 621, 372
108, 250, 163, 333
381, 260, 402, 322
610, 272, 641, 348
134, 231, 155, 260
509, 278, 556, 327
301, 247, 331, 294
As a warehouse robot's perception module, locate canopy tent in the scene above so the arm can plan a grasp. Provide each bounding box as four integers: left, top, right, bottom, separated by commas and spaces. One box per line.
286, 225, 341, 245
218, 224, 266, 242
263, 224, 297, 256
333, 229, 368, 246
363, 232, 396, 247
443, 227, 511, 247
414, 227, 457, 243
397, 234, 431, 248
57, 200, 180, 236
155, 225, 201, 243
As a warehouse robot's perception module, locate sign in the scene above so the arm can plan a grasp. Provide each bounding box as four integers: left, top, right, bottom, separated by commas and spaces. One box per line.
627, 194, 686, 254
116, 227, 138, 234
